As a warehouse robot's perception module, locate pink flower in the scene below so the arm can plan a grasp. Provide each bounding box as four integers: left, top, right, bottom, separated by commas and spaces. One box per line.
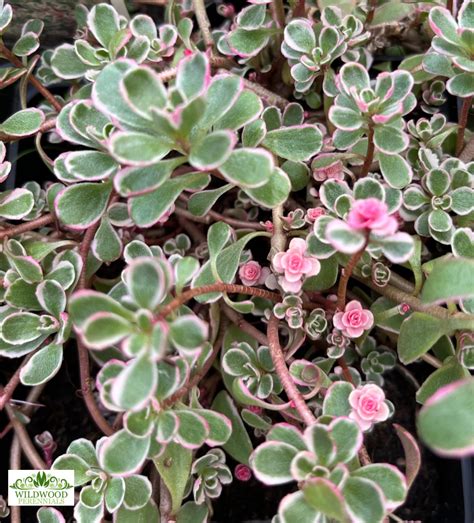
333, 300, 374, 338
272, 238, 320, 293
306, 207, 326, 223
347, 198, 398, 236
239, 261, 270, 287
235, 464, 252, 482
349, 384, 390, 431
313, 157, 345, 181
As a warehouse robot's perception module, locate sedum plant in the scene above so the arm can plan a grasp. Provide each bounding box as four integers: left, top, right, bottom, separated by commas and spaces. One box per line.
0, 1, 472, 522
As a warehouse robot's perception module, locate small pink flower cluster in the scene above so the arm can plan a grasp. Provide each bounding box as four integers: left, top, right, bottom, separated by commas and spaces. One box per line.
347, 198, 398, 237
238, 261, 270, 287
305, 207, 326, 223
272, 238, 320, 293
333, 300, 374, 338
349, 384, 390, 431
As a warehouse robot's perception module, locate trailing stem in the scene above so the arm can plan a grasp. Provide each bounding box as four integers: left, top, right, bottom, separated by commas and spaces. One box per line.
0, 43, 62, 112
337, 236, 369, 310
193, 0, 214, 50
267, 314, 317, 426
0, 213, 55, 240
456, 96, 473, 157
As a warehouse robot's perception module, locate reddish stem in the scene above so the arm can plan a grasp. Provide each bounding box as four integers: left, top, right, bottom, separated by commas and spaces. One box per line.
0, 351, 37, 411
456, 96, 473, 157
336, 236, 369, 311
76, 218, 115, 436
360, 126, 375, 178
0, 213, 55, 240
267, 315, 316, 425
0, 43, 62, 112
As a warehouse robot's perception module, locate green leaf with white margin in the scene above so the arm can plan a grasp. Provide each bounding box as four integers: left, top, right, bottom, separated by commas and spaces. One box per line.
416, 356, 470, 404
87, 3, 120, 47
244, 167, 291, 208
12, 32, 39, 56
0, 188, 34, 219
104, 477, 125, 513
92, 217, 122, 263
320, 180, 351, 211
447, 73, 474, 97
353, 177, 385, 201
250, 441, 297, 485
0, 108, 44, 136
326, 220, 365, 254
212, 391, 253, 465
262, 125, 323, 162
56, 182, 112, 230
322, 381, 352, 416
50, 43, 89, 80
175, 256, 200, 294
64, 151, 118, 181
303, 478, 348, 521
121, 66, 167, 118
1, 312, 44, 344
421, 257, 474, 305
169, 315, 208, 352
111, 356, 158, 410
36, 280, 66, 318
114, 500, 159, 522
37, 507, 66, 523
278, 491, 320, 523
343, 476, 385, 523
452, 228, 474, 258
130, 172, 209, 227
99, 429, 150, 476
52, 454, 91, 486
20, 343, 63, 386
197, 74, 242, 132
417, 378, 474, 457
69, 290, 135, 329
154, 442, 192, 514
214, 89, 263, 131
109, 131, 172, 166
398, 312, 449, 364
353, 464, 407, 510
188, 184, 232, 217
284, 19, 315, 52
378, 153, 412, 189
81, 311, 133, 350
189, 130, 236, 170
374, 125, 408, 154
378, 233, 414, 263
219, 148, 273, 188
303, 255, 338, 291
195, 409, 232, 446
122, 475, 152, 510
177, 52, 209, 100
177, 502, 209, 523
127, 257, 171, 309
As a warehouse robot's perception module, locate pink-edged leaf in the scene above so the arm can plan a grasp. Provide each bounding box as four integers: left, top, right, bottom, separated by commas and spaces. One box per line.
393, 424, 421, 488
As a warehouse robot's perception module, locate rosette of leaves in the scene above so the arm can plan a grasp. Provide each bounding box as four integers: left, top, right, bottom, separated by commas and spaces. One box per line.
163, 233, 191, 256
357, 336, 396, 385
329, 63, 416, 189
273, 294, 305, 329
282, 8, 369, 93
69, 253, 213, 408
218, 3, 275, 59
50, 4, 177, 81
406, 113, 456, 152
402, 158, 474, 248
187, 449, 233, 505
52, 437, 156, 522
311, 177, 415, 263
423, 2, 474, 98
222, 341, 283, 400
304, 308, 328, 340
54, 51, 321, 231
250, 416, 407, 523
0, 241, 79, 386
